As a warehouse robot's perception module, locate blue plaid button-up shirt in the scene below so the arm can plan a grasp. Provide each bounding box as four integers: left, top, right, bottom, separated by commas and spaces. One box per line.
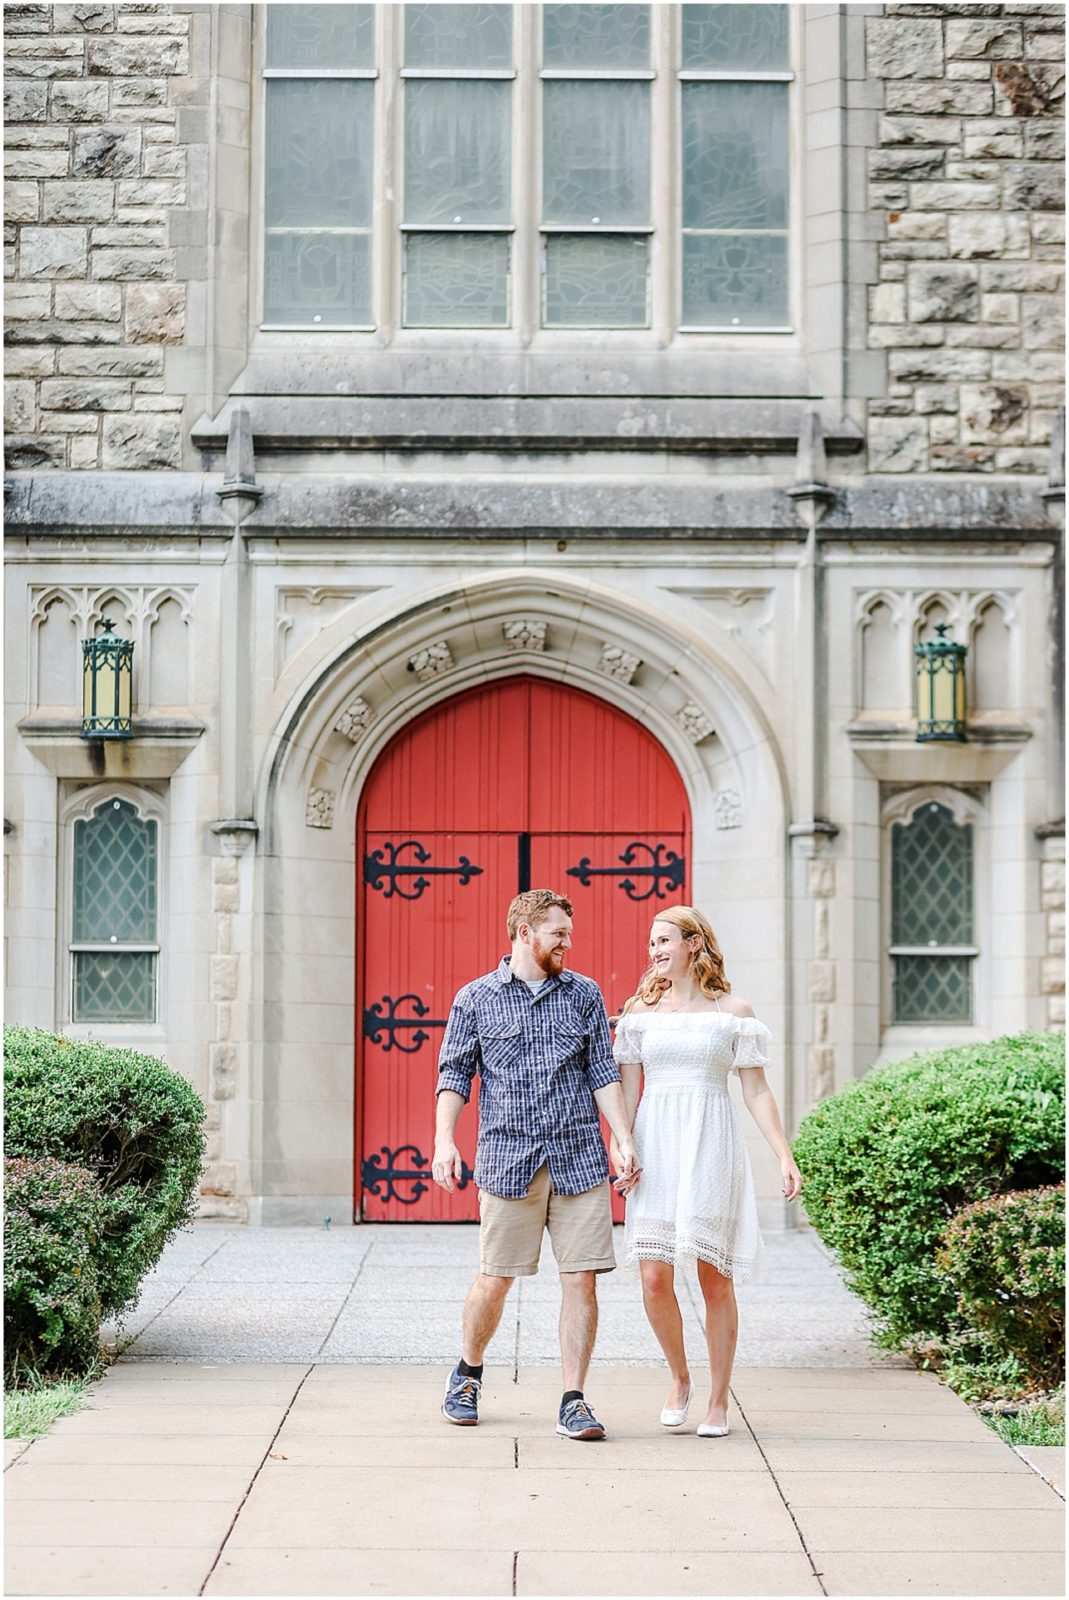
435, 957, 622, 1199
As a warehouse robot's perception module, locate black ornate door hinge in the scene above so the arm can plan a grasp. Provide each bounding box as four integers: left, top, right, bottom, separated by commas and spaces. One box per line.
363, 840, 484, 901
363, 993, 447, 1052
567, 841, 685, 901
362, 1144, 474, 1206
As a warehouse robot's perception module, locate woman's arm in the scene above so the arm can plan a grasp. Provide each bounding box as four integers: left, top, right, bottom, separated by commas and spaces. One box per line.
739, 1067, 802, 1201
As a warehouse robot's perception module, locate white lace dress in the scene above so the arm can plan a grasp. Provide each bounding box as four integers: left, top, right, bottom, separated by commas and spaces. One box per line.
612, 1007, 770, 1280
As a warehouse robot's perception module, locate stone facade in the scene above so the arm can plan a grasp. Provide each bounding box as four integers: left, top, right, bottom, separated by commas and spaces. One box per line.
864, 3, 1065, 473
3, 4, 1064, 1225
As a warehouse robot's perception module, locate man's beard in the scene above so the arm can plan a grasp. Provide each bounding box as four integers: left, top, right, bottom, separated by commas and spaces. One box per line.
532, 943, 565, 976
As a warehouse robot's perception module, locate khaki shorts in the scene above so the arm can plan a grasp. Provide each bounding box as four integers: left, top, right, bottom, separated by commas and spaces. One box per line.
479, 1165, 616, 1278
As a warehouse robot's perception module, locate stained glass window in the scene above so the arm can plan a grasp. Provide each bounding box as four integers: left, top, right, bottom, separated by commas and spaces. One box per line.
266, 5, 374, 70
891, 802, 975, 1025
263, 6, 375, 326
682, 4, 789, 70
404, 233, 510, 327
72, 797, 158, 1025
543, 4, 650, 68
540, 7, 651, 327
401, 3, 513, 327
679, 4, 790, 330
404, 4, 512, 69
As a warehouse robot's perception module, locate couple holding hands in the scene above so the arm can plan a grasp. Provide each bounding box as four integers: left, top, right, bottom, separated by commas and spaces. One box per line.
432, 889, 802, 1441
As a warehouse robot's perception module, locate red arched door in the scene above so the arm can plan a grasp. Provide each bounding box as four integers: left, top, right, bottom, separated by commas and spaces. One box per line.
356, 677, 691, 1221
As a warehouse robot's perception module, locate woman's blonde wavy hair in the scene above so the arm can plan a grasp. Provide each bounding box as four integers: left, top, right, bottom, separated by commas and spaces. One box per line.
620, 905, 731, 1016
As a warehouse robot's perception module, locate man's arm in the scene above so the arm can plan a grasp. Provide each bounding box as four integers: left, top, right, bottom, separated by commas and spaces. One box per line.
593, 1080, 636, 1176
432, 993, 479, 1191
432, 1089, 467, 1191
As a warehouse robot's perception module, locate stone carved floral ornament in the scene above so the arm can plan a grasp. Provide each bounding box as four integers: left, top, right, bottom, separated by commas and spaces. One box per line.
597, 643, 642, 684
407, 641, 454, 682
334, 697, 375, 741
502, 618, 548, 653
713, 789, 743, 831
306, 788, 336, 830
677, 704, 715, 745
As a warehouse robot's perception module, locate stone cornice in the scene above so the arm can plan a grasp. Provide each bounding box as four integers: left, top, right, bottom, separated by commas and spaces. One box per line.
3, 471, 1058, 543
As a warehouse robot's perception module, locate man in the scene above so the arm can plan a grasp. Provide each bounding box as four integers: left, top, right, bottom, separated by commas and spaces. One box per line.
432, 889, 637, 1440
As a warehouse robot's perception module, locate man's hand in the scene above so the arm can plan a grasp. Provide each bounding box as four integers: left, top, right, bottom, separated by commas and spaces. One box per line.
609, 1136, 641, 1196
432, 1140, 464, 1191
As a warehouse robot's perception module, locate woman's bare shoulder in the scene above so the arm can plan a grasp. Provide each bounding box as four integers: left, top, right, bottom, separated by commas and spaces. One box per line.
717, 993, 755, 1019
626, 997, 654, 1014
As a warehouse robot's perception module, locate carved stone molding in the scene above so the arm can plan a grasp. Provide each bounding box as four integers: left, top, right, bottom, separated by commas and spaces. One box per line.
306, 788, 336, 829
597, 643, 641, 683
677, 703, 715, 744
334, 697, 375, 741
210, 818, 258, 858
408, 640, 454, 681
502, 618, 547, 653
712, 788, 743, 830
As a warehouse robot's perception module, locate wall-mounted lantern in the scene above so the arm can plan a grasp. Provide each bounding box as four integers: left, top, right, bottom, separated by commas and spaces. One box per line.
82, 618, 133, 739
915, 623, 967, 743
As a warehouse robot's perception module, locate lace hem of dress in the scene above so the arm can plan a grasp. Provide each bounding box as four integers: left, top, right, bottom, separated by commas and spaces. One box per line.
623, 1220, 763, 1282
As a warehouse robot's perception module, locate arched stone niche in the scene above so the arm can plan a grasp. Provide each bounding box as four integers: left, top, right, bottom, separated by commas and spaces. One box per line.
250, 572, 791, 1218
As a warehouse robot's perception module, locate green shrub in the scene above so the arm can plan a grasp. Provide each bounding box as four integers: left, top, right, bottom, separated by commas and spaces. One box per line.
793, 1032, 1064, 1349
4, 1027, 206, 1318
937, 1184, 1065, 1395
4, 1157, 105, 1383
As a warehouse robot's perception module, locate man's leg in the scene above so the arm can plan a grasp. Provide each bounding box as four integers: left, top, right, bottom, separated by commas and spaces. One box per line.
558, 1269, 598, 1392
461, 1272, 514, 1364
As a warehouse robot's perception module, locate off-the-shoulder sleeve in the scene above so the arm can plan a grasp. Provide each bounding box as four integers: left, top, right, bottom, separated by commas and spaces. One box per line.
731, 1016, 772, 1071
612, 1014, 643, 1066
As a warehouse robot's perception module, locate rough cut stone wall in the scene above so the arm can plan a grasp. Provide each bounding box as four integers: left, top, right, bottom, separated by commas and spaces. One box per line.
865, 3, 1066, 472
3, 2, 194, 471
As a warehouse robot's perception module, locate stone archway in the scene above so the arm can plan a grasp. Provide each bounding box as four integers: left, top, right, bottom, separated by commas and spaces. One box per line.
248, 571, 789, 1222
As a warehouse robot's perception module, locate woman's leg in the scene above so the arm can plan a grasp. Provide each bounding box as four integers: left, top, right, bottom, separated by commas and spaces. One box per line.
697, 1260, 738, 1427
639, 1260, 690, 1407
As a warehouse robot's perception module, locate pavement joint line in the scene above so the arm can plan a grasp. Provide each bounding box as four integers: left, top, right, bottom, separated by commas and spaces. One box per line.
111, 1228, 238, 1359
1013, 1446, 1066, 1501
196, 1361, 314, 1599
311, 1249, 371, 1360
511, 1549, 519, 1595
728, 1385, 828, 1598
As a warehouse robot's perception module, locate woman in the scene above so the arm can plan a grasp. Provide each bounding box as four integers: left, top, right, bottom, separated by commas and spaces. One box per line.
610, 905, 802, 1437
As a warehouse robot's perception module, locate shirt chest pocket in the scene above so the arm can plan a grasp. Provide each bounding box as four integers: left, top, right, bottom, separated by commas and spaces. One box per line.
480, 1020, 523, 1069
553, 1024, 587, 1067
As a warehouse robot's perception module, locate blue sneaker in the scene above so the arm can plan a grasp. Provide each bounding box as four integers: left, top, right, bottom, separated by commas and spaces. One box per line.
556, 1396, 605, 1440
442, 1365, 481, 1426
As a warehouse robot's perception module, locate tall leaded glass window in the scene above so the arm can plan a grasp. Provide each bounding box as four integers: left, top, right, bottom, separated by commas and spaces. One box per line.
680, 4, 791, 329
541, 4, 652, 328
402, 5, 513, 327
71, 798, 159, 1025
263, 5, 376, 327
890, 802, 975, 1025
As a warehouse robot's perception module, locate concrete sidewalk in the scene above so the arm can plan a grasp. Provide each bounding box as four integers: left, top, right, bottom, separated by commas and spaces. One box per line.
4, 1225, 1065, 1597
5, 1364, 1064, 1597
96, 1222, 893, 1367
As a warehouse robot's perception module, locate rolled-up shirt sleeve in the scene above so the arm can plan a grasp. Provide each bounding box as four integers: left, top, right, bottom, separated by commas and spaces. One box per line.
436, 991, 480, 1101
583, 992, 622, 1092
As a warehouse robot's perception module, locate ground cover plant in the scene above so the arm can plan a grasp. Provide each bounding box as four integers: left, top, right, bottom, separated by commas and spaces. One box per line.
794, 1031, 1065, 1427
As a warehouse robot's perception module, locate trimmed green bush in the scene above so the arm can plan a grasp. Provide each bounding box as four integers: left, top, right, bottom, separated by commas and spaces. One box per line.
4, 1157, 105, 1383
793, 1032, 1064, 1349
4, 1027, 206, 1318
937, 1183, 1065, 1395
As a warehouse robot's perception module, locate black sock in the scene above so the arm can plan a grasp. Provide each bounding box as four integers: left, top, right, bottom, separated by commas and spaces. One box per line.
458, 1359, 483, 1380
562, 1389, 583, 1405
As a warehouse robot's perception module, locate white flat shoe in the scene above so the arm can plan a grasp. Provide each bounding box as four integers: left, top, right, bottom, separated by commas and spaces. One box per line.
696, 1419, 730, 1438
660, 1383, 692, 1428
